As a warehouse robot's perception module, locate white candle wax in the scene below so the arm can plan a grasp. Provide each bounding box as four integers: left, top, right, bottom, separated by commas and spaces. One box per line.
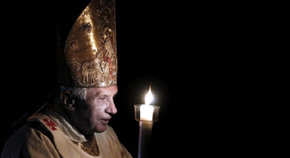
140, 104, 154, 121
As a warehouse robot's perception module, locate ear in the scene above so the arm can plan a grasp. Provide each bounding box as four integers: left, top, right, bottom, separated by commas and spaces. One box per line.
60, 91, 76, 111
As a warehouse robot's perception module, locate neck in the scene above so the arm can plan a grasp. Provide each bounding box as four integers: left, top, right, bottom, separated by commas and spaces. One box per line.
84, 133, 95, 141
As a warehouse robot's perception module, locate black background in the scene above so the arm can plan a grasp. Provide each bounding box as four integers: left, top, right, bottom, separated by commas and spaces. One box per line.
0, 0, 266, 157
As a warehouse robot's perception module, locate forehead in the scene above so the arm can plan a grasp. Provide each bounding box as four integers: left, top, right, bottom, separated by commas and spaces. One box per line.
87, 86, 118, 96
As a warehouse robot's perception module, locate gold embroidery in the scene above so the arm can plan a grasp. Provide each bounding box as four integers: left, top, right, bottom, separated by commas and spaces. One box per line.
64, 0, 117, 88
72, 138, 100, 156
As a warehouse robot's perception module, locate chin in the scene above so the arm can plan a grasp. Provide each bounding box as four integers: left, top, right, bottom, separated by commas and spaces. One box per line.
94, 125, 107, 133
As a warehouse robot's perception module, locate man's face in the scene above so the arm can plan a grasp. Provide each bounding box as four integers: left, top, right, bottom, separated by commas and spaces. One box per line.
73, 86, 118, 134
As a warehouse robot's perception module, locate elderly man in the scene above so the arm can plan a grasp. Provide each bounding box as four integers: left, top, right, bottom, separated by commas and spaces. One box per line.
1, 0, 133, 157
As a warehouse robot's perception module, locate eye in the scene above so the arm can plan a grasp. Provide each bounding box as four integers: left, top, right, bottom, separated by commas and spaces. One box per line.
99, 97, 107, 101
98, 95, 110, 102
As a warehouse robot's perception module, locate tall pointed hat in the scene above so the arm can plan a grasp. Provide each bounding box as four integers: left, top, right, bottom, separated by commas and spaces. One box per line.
57, 0, 117, 88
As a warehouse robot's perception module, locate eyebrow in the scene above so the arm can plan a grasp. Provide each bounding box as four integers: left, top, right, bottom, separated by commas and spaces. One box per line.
97, 91, 118, 97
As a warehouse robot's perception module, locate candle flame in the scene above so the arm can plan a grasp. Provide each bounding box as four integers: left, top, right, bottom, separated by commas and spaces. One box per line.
140, 86, 154, 121
145, 87, 154, 105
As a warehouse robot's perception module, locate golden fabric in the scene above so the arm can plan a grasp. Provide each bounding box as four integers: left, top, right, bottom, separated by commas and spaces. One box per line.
1, 113, 133, 158
64, 0, 117, 88
72, 138, 100, 156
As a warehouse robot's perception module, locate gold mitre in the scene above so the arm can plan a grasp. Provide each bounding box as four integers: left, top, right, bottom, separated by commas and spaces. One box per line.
63, 0, 117, 88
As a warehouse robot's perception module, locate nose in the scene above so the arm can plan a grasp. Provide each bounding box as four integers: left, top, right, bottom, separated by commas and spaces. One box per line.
105, 100, 117, 115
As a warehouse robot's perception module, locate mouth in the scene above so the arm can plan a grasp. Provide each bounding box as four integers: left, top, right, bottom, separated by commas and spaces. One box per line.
100, 119, 110, 125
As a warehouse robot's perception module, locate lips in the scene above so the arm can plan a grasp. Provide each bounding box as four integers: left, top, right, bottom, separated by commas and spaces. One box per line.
100, 119, 110, 125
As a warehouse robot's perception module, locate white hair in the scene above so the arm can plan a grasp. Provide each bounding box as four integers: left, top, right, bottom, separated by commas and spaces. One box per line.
60, 86, 87, 101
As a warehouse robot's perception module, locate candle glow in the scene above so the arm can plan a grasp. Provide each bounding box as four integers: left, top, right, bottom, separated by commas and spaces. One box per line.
140, 87, 154, 121
135, 87, 160, 158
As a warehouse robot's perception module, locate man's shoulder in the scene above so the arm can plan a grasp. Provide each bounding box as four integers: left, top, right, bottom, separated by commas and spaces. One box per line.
1, 118, 54, 157
5, 114, 54, 143
104, 125, 116, 137
97, 125, 120, 144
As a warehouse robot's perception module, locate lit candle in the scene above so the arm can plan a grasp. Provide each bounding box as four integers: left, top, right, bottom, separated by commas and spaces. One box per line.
140, 87, 154, 121
134, 87, 160, 158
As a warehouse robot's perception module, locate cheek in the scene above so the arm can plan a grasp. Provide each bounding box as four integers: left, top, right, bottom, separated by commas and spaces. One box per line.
76, 100, 97, 121
88, 102, 103, 121
90, 108, 100, 120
